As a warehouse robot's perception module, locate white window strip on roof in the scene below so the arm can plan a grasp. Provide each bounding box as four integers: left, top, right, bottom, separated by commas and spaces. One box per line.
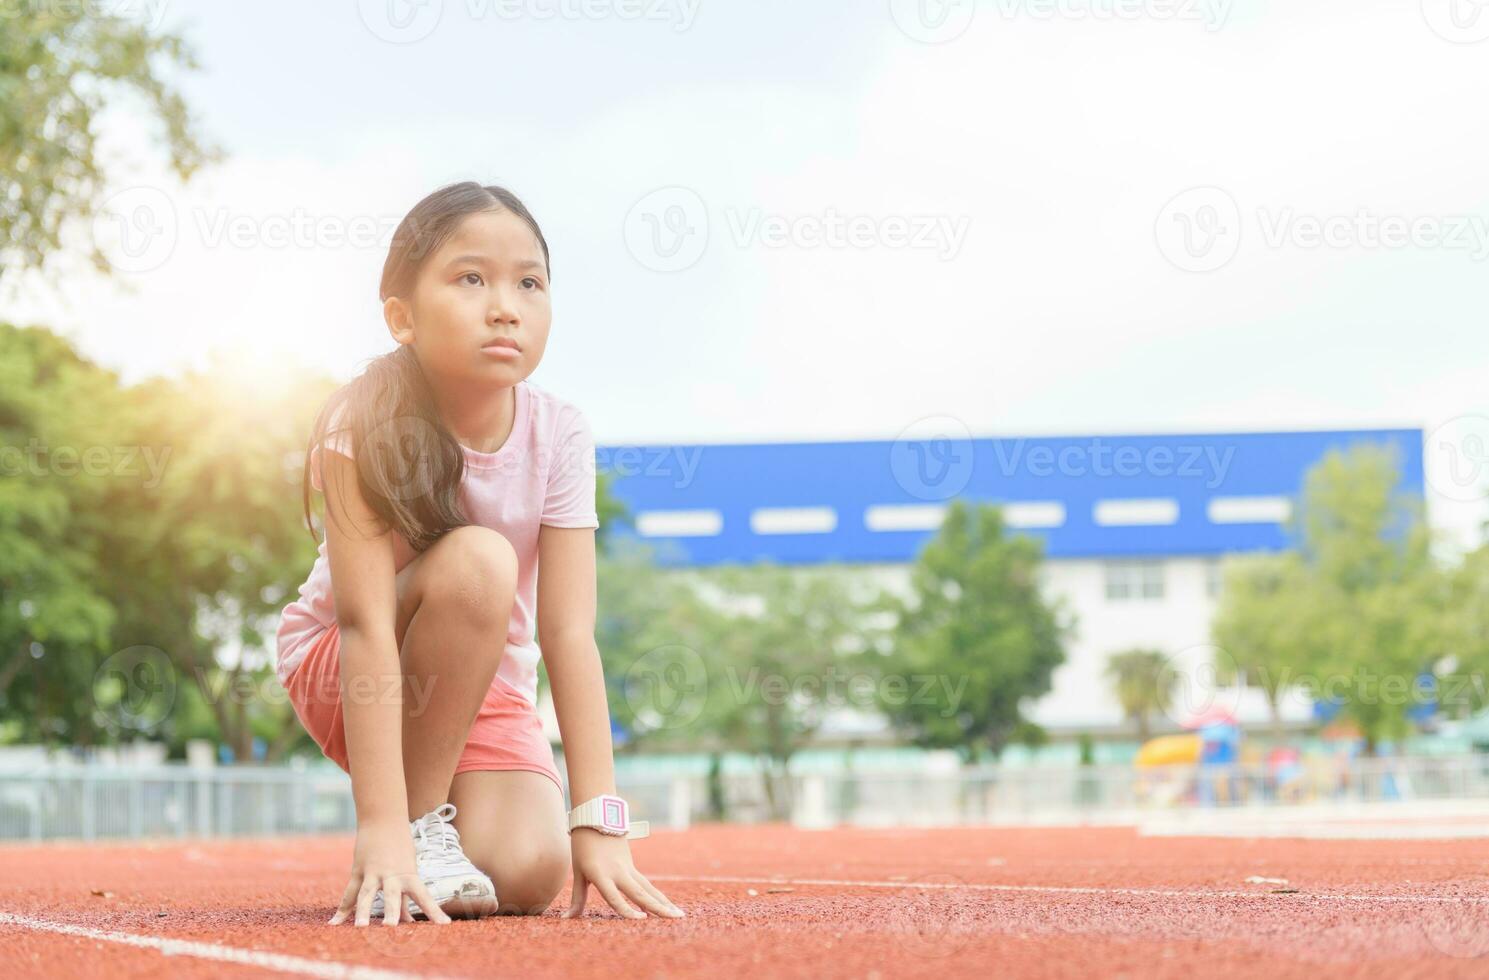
1093, 498, 1179, 527
635, 509, 724, 537
751, 507, 838, 535
1207, 495, 1292, 524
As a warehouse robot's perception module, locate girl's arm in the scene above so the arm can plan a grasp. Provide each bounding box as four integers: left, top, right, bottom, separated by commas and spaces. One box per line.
321, 449, 447, 926
537, 524, 684, 920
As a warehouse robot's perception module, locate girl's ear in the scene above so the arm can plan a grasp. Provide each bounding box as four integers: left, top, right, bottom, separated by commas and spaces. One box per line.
383, 295, 415, 344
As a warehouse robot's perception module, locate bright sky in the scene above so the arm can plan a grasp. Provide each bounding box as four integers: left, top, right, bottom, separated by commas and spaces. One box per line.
7, 0, 1489, 543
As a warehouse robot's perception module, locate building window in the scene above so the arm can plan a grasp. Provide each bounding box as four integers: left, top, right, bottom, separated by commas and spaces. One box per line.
1105, 560, 1165, 601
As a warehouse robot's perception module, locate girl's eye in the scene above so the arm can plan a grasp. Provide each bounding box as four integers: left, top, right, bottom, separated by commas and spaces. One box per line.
521, 276, 543, 290
460, 271, 484, 286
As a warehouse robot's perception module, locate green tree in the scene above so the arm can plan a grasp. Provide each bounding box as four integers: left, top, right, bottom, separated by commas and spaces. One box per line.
1213, 444, 1446, 754
1210, 553, 1317, 740
702, 562, 880, 817
1103, 647, 1172, 741
0, 8, 218, 279
1444, 543, 1489, 717
870, 500, 1069, 763
0, 324, 119, 742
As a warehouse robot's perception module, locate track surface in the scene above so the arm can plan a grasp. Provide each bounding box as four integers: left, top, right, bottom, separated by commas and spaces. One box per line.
2, 824, 1487, 978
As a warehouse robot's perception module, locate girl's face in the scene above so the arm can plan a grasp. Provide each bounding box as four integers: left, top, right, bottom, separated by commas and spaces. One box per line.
387, 208, 551, 388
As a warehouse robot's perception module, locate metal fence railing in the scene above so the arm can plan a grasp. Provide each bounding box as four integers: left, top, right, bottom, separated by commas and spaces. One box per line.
3, 753, 1487, 841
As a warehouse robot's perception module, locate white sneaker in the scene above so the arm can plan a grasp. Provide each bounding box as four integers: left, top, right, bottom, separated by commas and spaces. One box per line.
369, 803, 498, 920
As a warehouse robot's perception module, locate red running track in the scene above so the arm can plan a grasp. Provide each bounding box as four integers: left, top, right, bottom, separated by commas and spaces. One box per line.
2, 824, 1487, 979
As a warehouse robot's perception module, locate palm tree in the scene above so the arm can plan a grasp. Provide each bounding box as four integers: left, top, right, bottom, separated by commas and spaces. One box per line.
1104, 648, 1174, 741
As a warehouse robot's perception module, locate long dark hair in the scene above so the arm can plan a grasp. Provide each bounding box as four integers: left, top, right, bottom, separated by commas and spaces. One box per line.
300, 181, 551, 552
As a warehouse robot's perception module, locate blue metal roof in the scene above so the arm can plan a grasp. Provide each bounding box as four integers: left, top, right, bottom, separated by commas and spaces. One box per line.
598, 428, 1424, 567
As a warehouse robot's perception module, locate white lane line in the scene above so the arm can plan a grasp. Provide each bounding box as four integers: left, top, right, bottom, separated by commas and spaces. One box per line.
0, 912, 450, 980
651, 874, 1489, 904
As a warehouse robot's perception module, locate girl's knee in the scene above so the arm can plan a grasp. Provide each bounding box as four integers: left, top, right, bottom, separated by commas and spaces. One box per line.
487, 843, 570, 916
433, 526, 518, 621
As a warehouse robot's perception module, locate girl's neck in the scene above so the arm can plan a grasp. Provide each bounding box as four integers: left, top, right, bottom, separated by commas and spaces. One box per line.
433, 381, 518, 455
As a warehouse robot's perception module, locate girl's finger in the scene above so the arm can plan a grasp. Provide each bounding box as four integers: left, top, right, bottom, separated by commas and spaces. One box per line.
595, 875, 645, 919
562, 867, 588, 919
630, 870, 685, 916
354, 881, 379, 927
328, 877, 362, 925
408, 880, 452, 924
381, 883, 403, 927
619, 872, 679, 919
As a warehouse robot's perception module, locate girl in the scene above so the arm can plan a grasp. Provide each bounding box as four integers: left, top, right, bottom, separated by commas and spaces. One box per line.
275, 182, 684, 927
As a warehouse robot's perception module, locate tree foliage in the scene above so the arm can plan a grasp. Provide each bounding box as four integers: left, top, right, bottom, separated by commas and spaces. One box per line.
870, 500, 1069, 762
0, 8, 218, 279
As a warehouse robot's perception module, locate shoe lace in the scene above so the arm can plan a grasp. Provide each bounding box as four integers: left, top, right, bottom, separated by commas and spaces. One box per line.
411, 802, 469, 873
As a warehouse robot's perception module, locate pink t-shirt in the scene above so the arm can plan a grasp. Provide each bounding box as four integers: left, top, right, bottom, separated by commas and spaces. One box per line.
274, 379, 599, 707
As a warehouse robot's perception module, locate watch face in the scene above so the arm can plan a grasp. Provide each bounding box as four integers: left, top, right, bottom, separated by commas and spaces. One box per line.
601, 797, 627, 831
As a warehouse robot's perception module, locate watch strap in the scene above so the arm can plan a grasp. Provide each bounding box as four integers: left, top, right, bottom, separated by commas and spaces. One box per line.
567, 795, 650, 839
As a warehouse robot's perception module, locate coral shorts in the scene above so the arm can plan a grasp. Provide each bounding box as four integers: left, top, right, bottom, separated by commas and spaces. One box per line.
284, 621, 563, 796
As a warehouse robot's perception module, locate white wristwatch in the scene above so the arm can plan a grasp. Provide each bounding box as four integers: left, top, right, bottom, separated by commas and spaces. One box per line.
567, 793, 649, 839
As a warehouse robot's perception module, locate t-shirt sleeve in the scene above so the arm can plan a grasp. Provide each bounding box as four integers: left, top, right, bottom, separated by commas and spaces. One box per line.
541, 406, 600, 529
309, 400, 355, 494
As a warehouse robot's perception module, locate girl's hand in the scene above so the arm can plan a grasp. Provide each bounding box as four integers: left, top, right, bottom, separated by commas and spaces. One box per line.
328, 818, 452, 927
561, 829, 685, 919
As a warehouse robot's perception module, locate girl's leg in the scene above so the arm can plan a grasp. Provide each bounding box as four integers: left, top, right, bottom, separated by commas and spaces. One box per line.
392, 524, 519, 820
448, 770, 570, 915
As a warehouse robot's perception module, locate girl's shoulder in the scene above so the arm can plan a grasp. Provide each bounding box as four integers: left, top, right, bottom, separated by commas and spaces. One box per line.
521, 379, 590, 437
